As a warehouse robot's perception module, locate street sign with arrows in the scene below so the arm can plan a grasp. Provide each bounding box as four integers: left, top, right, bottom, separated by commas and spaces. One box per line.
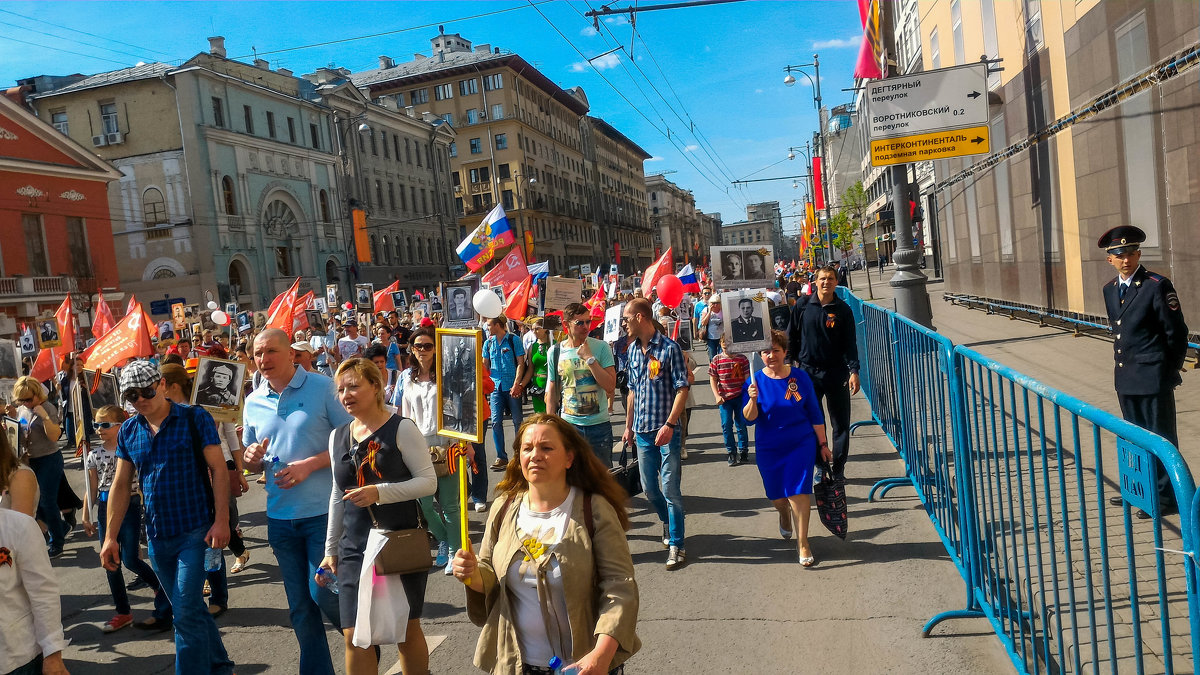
865, 63, 991, 167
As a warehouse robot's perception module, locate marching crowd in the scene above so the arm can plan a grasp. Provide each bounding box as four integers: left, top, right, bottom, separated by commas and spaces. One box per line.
0, 262, 860, 675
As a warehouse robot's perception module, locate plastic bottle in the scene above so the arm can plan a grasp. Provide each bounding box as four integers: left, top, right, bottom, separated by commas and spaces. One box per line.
316, 567, 339, 595
546, 657, 580, 675
204, 547, 223, 572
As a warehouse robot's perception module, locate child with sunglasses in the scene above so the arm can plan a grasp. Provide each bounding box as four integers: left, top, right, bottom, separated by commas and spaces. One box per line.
83, 405, 172, 633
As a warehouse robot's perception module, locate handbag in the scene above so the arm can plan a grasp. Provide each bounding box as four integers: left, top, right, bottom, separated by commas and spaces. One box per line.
812, 461, 847, 539
429, 444, 450, 478
347, 425, 433, 575
610, 441, 642, 499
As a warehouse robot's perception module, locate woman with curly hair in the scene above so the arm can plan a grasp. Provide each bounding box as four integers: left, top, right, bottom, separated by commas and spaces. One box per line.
452, 413, 640, 674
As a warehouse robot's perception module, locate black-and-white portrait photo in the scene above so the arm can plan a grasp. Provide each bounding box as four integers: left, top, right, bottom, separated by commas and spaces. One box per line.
4, 416, 19, 456
306, 310, 327, 333
191, 357, 246, 422
236, 311, 253, 334
769, 305, 791, 332
83, 370, 119, 410
722, 290, 771, 353
443, 283, 477, 328
37, 321, 61, 349
390, 290, 408, 310
18, 329, 37, 357
603, 303, 625, 342
326, 284, 339, 310
253, 311, 268, 332
430, 298, 444, 314
437, 329, 483, 442
224, 302, 237, 317
158, 321, 175, 343
313, 297, 327, 314
673, 318, 694, 351
0, 340, 18, 379
355, 284, 374, 313
710, 245, 776, 290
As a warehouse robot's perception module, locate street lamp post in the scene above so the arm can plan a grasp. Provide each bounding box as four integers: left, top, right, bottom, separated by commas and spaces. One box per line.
332, 107, 373, 301
784, 54, 835, 265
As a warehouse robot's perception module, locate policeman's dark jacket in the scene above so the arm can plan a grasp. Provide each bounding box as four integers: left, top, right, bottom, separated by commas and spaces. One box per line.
787, 293, 860, 379
1102, 265, 1188, 396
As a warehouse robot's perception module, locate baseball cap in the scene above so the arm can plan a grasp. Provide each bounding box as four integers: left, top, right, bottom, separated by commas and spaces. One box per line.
292, 341, 315, 353
119, 359, 162, 391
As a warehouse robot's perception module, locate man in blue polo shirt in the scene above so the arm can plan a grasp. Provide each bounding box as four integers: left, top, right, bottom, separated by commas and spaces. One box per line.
622, 297, 690, 571
101, 359, 234, 675
242, 328, 351, 675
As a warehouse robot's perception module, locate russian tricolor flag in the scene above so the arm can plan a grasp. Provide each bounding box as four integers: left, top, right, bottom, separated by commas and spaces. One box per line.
456, 204, 516, 272
677, 264, 701, 293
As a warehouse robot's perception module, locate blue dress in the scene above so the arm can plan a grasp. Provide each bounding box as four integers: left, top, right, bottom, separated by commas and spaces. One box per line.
742, 368, 825, 499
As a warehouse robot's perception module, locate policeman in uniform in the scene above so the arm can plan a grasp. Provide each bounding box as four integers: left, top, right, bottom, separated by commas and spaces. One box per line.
1098, 225, 1188, 516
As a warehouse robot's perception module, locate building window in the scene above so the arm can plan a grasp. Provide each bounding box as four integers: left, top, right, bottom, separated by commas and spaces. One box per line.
410, 88, 428, 104
221, 176, 237, 215
449, 142, 457, 157
399, 183, 407, 211
405, 138, 412, 164
929, 27, 941, 69
425, 145, 432, 167
21, 214, 49, 276
502, 189, 515, 210
452, 172, 462, 187
381, 130, 389, 158
421, 189, 428, 215
375, 180, 384, 208
99, 102, 119, 134
469, 166, 490, 183
469, 138, 482, 154
65, 217, 91, 279
388, 182, 396, 211
1117, 15, 1159, 249
212, 97, 225, 128
491, 104, 503, 121
51, 110, 68, 135
442, 112, 453, 126
981, 0, 1000, 88
1023, 0, 1043, 51
459, 78, 478, 96
498, 163, 510, 179
266, 111, 276, 138
483, 73, 503, 91
319, 189, 331, 223
276, 247, 291, 276
394, 93, 404, 107
369, 131, 377, 155
495, 133, 507, 150
143, 187, 168, 225
287, 117, 296, 142
455, 196, 464, 215
243, 105, 254, 134
363, 178, 371, 208
357, 132, 366, 154
951, 0, 964, 66
393, 134, 400, 158
434, 83, 452, 100
310, 123, 320, 149
466, 109, 478, 125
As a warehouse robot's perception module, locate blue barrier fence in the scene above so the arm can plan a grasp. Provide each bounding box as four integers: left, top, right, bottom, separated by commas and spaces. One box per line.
837, 287, 1200, 674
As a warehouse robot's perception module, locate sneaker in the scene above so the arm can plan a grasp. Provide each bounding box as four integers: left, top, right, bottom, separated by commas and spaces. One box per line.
665, 545, 686, 570
474, 501, 488, 513
126, 577, 149, 591
490, 458, 507, 472
680, 447, 689, 460
102, 613, 133, 633
727, 453, 737, 467
47, 545, 63, 559
444, 553, 456, 576
435, 541, 450, 567
739, 451, 749, 464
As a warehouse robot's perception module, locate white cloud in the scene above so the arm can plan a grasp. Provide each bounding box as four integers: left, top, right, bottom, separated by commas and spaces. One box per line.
704, 45, 711, 53
755, 88, 763, 94
581, 25, 599, 37
569, 52, 621, 72
813, 36, 859, 49
646, 156, 665, 162
684, 144, 699, 152
604, 15, 629, 25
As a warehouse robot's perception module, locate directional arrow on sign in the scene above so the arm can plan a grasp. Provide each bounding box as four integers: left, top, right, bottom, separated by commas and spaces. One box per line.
967, 91, 981, 99
971, 136, 985, 144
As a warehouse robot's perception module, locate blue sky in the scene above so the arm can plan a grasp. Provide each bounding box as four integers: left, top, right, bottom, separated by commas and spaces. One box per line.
1, 0, 863, 232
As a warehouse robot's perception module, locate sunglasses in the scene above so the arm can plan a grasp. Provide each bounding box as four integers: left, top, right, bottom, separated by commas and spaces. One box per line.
568, 319, 589, 327
122, 386, 158, 403
93, 421, 118, 429
412, 343, 434, 351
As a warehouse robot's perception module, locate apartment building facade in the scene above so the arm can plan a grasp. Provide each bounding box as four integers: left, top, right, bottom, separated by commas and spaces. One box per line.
646, 173, 712, 266
581, 115, 653, 275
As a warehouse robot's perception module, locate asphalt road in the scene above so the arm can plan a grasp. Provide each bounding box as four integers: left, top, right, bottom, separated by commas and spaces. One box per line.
47, 344, 1014, 674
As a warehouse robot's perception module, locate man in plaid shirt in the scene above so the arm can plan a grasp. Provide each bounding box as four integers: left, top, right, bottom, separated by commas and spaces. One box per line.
621, 298, 691, 570
708, 332, 751, 466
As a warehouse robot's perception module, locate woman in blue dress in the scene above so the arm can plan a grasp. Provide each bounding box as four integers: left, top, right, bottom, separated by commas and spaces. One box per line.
743, 330, 832, 567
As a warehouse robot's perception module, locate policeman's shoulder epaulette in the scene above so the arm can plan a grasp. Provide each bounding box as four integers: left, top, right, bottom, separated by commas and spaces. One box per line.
1145, 273, 1165, 283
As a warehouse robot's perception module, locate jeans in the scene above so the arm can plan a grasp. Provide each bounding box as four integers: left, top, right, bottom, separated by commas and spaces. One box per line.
468, 442, 489, 504
635, 430, 685, 547
577, 422, 614, 467
147, 526, 234, 675
808, 372, 852, 478
419, 472, 463, 553
98, 497, 170, 619
706, 338, 721, 361
267, 515, 340, 675
718, 400, 749, 455
28, 451, 66, 549
489, 390, 524, 462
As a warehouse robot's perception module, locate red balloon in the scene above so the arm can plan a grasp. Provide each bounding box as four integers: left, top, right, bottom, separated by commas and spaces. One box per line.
344, 302, 354, 311
656, 274, 684, 308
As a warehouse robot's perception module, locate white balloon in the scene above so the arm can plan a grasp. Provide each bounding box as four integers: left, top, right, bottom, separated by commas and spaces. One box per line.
211, 309, 230, 326
473, 289, 503, 318
207, 301, 219, 310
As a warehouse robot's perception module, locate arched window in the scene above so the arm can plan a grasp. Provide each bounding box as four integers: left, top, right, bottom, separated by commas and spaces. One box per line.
221, 176, 237, 215
318, 189, 330, 223
417, 239, 425, 263
370, 234, 379, 263
393, 238, 402, 263
405, 237, 413, 264
143, 187, 167, 226
381, 235, 391, 265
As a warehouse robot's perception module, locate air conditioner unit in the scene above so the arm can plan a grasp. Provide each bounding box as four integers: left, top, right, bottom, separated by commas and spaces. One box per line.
92, 135, 108, 147
454, 185, 462, 193
106, 131, 123, 144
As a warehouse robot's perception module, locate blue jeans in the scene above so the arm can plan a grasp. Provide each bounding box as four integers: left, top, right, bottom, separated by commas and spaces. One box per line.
706, 338, 721, 361
98, 497, 170, 619
468, 441, 489, 504
29, 451, 66, 548
718, 400, 749, 455
577, 421, 614, 467
489, 390, 524, 462
147, 526, 234, 675
267, 515, 340, 675
635, 430, 685, 547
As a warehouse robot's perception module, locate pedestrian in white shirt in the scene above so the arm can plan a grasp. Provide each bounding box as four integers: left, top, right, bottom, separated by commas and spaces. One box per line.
0, 508, 71, 674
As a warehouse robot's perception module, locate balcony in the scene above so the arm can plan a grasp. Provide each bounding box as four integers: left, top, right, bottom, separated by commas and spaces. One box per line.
0, 276, 84, 297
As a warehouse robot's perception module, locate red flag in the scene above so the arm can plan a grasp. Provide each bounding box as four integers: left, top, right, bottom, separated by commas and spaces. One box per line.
266, 278, 301, 332
482, 246, 527, 289
80, 305, 154, 373
414, 289, 426, 301
93, 290, 116, 339
373, 281, 400, 313
641, 247, 673, 297
503, 276, 533, 321
854, 0, 884, 80
813, 156, 825, 211
29, 348, 58, 382
55, 296, 75, 352
126, 294, 138, 316
584, 282, 607, 319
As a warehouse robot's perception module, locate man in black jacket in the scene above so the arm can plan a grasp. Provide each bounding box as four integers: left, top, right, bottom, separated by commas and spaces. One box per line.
1098, 225, 1189, 516
788, 265, 860, 478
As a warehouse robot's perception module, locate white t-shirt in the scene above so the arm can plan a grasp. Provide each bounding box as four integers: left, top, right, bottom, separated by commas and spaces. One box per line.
337, 334, 369, 360
399, 370, 438, 437
506, 487, 577, 666
705, 310, 724, 340
85, 445, 119, 492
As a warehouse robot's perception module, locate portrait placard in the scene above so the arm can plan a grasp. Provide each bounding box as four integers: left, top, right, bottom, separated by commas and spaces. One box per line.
326, 284, 339, 310
83, 369, 119, 410
441, 280, 479, 328
710, 245, 776, 290
0, 340, 19, 379
769, 305, 791, 333
436, 328, 485, 443
157, 321, 176, 344
312, 297, 327, 314
190, 357, 246, 423
306, 310, 327, 334
391, 290, 408, 310
35, 319, 62, 350
721, 289, 771, 353
4, 416, 20, 456
354, 284, 374, 313
544, 276, 583, 312
603, 304, 625, 342
171, 302, 187, 330
236, 311, 253, 334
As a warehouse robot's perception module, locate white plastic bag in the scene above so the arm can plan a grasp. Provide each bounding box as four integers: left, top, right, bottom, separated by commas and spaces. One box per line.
352, 529, 411, 648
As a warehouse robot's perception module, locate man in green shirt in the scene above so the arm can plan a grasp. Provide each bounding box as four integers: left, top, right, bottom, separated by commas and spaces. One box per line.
546, 302, 618, 465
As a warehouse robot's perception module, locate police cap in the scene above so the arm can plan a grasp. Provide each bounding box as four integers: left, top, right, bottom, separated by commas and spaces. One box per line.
1098, 225, 1145, 256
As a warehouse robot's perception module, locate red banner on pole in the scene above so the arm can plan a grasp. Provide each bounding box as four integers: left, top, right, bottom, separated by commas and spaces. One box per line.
813, 156, 825, 211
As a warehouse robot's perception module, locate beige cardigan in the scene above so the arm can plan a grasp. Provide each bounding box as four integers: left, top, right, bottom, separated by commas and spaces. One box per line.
466, 490, 641, 674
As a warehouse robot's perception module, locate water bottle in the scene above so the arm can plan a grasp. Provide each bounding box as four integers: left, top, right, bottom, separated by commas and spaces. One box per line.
546, 657, 580, 675
316, 567, 339, 595
204, 547, 223, 572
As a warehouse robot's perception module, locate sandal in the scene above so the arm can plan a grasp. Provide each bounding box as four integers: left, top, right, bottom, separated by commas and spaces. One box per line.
230, 553, 250, 574
800, 555, 817, 567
